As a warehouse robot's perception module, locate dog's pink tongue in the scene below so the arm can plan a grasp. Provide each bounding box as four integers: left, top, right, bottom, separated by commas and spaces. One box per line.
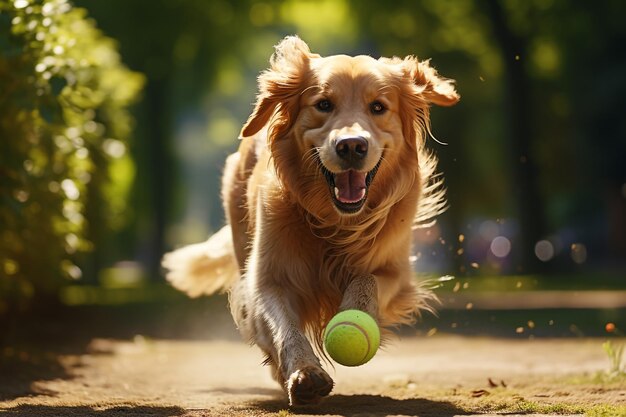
334, 170, 366, 203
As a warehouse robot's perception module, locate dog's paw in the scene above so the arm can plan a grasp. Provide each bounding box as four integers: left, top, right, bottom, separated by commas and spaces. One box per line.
287, 365, 334, 406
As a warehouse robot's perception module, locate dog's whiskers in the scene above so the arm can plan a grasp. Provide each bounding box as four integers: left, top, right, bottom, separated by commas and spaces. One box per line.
301, 147, 322, 174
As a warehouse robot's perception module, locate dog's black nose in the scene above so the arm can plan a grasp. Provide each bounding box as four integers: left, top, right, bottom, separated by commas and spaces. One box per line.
335, 136, 368, 163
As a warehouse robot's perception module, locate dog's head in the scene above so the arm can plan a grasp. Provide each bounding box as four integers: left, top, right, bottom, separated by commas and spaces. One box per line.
241, 36, 459, 220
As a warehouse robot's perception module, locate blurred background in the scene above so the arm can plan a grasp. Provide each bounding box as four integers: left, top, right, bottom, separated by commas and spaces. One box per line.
1, 0, 625, 341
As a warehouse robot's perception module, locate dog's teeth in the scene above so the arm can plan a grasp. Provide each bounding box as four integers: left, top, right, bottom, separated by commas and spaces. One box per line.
334, 187, 340, 199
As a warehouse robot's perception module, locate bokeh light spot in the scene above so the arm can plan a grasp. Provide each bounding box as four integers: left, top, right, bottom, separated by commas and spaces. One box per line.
14, 0, 28, 9
103, 139, 126, 158
490, 236, 511, 258
570, 243, 587, 264
61, 179, 80, 200
534, 240, 554, 262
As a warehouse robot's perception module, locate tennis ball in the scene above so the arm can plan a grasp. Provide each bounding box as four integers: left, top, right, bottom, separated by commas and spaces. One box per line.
324, 309, 380, 366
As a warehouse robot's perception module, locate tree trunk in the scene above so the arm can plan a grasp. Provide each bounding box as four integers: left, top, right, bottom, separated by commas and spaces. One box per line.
485, 0, 546, 273
138, 77, 172, 281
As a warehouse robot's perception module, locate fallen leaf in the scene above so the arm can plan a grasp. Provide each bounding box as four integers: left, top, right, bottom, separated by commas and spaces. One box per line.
471, 389, 490, 397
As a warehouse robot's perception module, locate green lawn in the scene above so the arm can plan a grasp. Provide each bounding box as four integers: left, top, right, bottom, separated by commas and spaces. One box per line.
429, 272, 626, 292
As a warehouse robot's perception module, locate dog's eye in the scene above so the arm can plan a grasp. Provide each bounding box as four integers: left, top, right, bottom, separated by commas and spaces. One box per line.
370, 101, 386, 115
315, 99, 333, 113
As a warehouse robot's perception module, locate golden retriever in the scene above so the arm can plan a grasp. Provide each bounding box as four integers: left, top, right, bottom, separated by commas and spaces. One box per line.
162, 36, 459, 406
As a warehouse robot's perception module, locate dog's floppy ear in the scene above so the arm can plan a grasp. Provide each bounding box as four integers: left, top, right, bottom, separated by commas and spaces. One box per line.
380, 56, 459, 149
240, 36, 314, 138
402, 56, 460, 107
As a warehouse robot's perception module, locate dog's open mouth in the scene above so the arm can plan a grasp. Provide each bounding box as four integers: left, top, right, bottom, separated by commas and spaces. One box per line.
321, 161, 381, 214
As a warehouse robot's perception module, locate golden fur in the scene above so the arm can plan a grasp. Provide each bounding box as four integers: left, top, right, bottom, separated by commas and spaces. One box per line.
162, 36, 459, 406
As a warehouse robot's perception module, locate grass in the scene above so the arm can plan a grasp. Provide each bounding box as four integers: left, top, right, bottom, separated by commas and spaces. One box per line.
369, 369, 626, 417
53, 271, 626, 308
414, 306, 624, 338
586, 404, 626, 417
480, 399, 626, 416
603, 339, 625, 376
475, 398, 586, 414
474, 399, 626, 417
430, 272, 626, 292
446, 384, 626, 416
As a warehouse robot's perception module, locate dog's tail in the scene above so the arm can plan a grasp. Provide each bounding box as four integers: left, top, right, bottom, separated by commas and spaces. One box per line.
161, 225, 240, 297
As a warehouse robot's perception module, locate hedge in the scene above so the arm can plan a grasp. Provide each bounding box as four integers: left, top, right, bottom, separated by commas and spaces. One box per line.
0, 0, 144, 310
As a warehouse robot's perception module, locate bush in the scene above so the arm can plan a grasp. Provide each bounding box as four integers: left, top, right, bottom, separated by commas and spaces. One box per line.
0, 0, 144, 311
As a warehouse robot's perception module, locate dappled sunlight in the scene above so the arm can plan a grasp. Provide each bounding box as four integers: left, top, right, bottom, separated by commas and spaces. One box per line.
1, 0, 625, 413
280, 0, 357, 48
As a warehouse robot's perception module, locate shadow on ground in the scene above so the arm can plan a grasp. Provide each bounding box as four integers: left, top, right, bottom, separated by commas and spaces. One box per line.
0, 405, 186, 417
254, 394, 469, 417
0, 295, 235, 402
204, 386, 284, 396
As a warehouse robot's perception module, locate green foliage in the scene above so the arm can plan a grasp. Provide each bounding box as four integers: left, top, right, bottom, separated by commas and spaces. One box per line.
602, 340, 625, 378
0, 0, 143, 309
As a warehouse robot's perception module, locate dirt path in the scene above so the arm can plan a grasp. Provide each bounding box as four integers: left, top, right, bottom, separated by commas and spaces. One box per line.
1, 331, 624, 416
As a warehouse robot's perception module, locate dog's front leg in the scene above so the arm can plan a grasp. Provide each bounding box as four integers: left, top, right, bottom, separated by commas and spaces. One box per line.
339, 274, 379, 318
246, 193, 333, 405
256, 288, 334, 405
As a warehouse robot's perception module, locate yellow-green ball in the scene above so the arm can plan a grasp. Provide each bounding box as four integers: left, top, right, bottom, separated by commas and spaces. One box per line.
324, 309, 380, 366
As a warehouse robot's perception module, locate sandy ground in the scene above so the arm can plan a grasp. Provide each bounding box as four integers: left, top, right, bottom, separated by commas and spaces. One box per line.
1, 330, 624, 417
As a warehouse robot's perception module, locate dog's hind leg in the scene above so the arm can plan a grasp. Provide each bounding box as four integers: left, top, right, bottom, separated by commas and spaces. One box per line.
221, 151, 251, 271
